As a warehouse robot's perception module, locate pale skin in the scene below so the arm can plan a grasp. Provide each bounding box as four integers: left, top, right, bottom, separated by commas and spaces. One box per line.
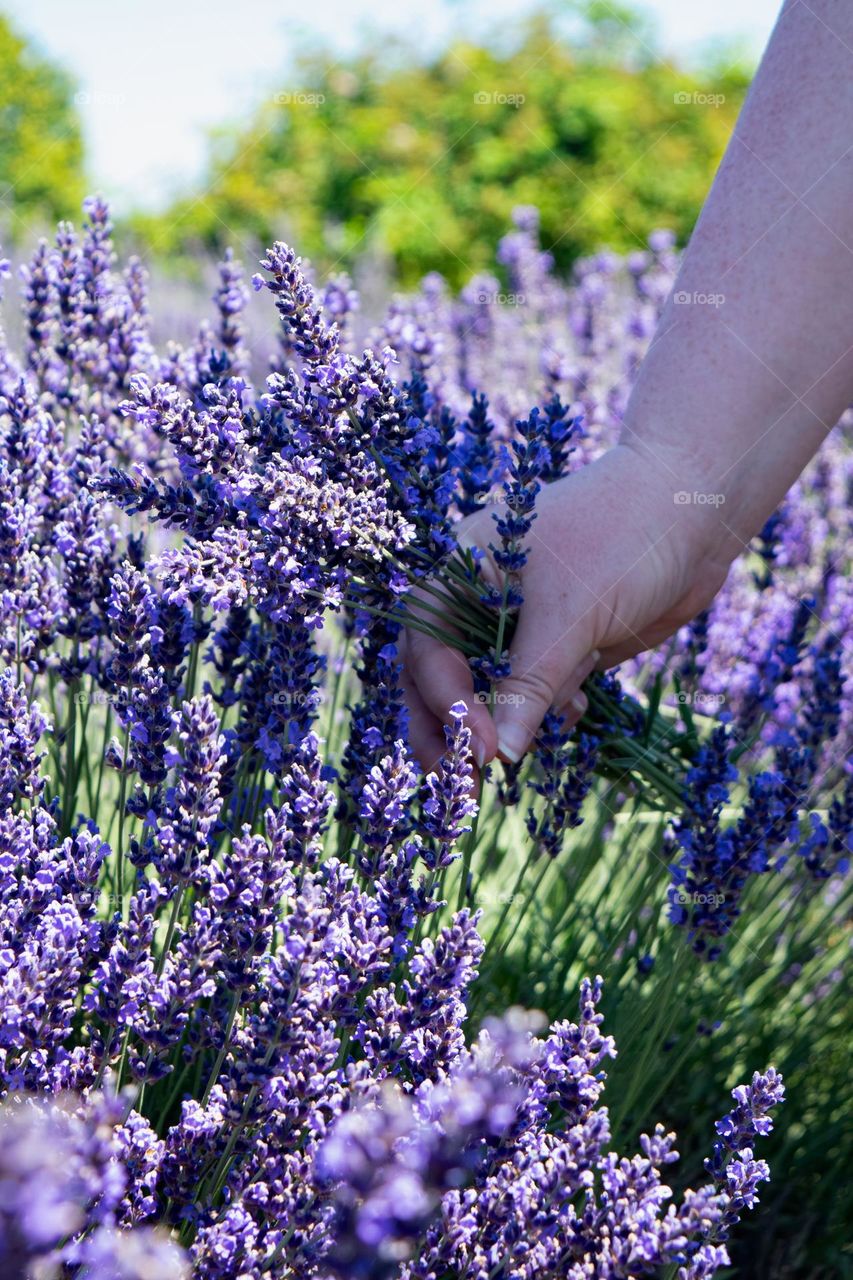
403, 0, 853, 772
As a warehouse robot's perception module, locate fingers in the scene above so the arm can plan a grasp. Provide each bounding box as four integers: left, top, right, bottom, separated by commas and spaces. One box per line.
594, 641, 643, 669
404, 619, 599, 769
403, 626, 498, 770
545, 650, 601, 734
491, 608, 596, 763
399, 658, 451, 773
555, 695, 586, 732
554, 649, 600, 713
595, 626, 669, 670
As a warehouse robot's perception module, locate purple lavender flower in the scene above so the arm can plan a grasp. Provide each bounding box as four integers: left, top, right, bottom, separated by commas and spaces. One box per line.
537, 393, 580, 482
799, 773, 852, 879
256, 620, 324, 774
356, 910, 484, 1080
317, 1012, 531, 1278
267, 730, 335, 875
124, 667, 175, 789
76, 1225, 190, 1279
526, 715, 599, 857
104, 561, 158, 702
211, 247, 249, 381
455, 392, 497, 516
0, 200, 827, 1280
0, 1095, 188, 1278
322, 271, 359, 347
418, 701, 477, 871
50, 220, 82, 384
152, 695, 225, 888
487, 408, 548, 587
736, 597, 813, 739
0, 671, 47, 814
339, 626, 411, 819
20, 239, 55, 387
253, 242, 338, 366
704, 1069, 785, 1233
356, 739, 418, 874
0, 1099, 91, 1275
78, 195, 115, 342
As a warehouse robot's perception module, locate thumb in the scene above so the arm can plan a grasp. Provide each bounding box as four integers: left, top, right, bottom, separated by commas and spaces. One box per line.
491, 606, 594, 763
405, 625, 498, 769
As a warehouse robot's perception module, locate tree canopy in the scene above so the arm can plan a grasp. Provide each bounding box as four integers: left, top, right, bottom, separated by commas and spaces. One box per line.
141, 10, 750, 284
0, 15, 85, 235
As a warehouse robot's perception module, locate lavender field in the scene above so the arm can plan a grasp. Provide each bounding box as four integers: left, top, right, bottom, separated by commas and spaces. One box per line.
0, 198, 849, 1279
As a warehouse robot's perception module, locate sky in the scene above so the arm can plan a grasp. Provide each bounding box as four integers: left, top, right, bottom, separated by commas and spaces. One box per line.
2, 0, 783, 213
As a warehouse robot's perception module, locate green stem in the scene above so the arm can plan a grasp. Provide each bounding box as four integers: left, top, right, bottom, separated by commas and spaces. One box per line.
157, 886, 185, 979
480, 848, 538, 965
60, 651, 81, 836
456, 780, 483, 911
611, 939, 686, 1138
114, 726, 132, 910
201, 991, 241, 1106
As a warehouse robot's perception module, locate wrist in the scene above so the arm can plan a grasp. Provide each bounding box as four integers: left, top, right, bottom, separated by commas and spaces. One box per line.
616, 305, 833, 559
611, 439, 744, 576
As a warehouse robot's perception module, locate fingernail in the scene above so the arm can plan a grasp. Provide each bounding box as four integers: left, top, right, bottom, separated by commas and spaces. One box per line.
471, 735, 487, 770
496, 723, 527, 764
590, 649, 601, 665
570, 692, 588, 715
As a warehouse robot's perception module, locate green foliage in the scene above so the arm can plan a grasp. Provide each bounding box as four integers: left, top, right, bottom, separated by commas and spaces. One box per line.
0, 15, 85, 234
471, 790, 853, 1276
140, 11, 749, 284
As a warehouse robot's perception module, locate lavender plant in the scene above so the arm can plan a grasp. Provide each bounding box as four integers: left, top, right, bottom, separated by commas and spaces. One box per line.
0, 199, 847, 1277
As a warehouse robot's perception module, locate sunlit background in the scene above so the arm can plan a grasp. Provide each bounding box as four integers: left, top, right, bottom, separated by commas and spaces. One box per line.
0, 0, 783, 277
1, 0, 780, 214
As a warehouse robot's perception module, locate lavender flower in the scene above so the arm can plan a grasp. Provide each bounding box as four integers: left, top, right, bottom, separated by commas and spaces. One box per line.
0, 199, 831, 1279
151, 695, 225, 888
211, 248, 249, 381
800, 773, 852, 879
0, 1095, 189, 1278
252, 242, 338, 366
526, 714, 599, 857
704, 1069, 785, 1232
20, 240, 55, 386
455, 392, 497, 516
418, 701, 477, 871
486, 408, 548, 593
0, 671, 47, 813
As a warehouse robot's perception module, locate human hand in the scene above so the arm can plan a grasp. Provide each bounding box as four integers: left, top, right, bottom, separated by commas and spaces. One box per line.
401, 443, 739, 771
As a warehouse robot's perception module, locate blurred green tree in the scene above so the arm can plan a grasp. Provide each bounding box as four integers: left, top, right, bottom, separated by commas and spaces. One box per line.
0, 15, 85, 234
141, 7, 750, 284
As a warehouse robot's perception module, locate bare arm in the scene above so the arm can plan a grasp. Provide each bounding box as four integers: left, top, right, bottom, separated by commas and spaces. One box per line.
625, 0, 853, 556
403, 0, 853, 770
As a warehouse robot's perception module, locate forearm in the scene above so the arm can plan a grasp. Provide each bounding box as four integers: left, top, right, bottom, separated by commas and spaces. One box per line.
621, 0, 853, 555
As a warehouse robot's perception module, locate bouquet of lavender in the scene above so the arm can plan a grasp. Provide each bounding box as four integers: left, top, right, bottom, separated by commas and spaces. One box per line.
0, 198, 847, 1277
250, 245, 699, 809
